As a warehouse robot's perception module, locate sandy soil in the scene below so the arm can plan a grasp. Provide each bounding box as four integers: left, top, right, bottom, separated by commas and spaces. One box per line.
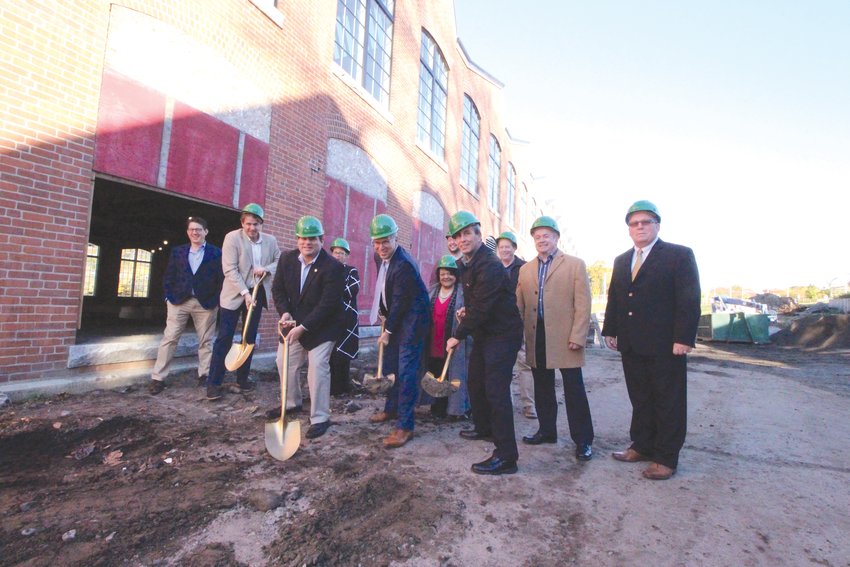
1, 342, 848, 567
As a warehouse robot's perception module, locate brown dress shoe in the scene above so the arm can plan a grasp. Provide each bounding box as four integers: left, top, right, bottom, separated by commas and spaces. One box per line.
369, 411, 395, 423
383, 429, 413, 449
642, 462, 676, 480
612, 448, 649, 463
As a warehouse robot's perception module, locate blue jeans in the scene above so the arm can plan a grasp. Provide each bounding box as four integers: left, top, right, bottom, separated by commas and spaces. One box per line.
208, 301, 264, 386
382, 336, 425, 431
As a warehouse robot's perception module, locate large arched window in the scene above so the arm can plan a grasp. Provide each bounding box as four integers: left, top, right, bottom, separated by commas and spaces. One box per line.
487, 135, 501, 211
506, 163, 517, 225
333, 0, 395, 107
460, 95, 480, 194
416, 31, 448, 159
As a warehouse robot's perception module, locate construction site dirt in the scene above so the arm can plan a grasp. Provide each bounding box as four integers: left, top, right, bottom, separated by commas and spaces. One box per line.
1, 337, 848, 566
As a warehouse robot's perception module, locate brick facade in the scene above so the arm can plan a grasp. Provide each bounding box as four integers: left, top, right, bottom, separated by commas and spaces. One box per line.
0, 0, 539, 383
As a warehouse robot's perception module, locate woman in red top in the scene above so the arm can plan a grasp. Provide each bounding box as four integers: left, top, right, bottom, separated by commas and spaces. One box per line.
424, 255, 470, 419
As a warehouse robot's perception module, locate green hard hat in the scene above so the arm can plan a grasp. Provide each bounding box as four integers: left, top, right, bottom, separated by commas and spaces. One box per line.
241, 203, 264, 222
295, 215, 324, 238
530, 216, 560, 235
625, 200, 660, 223
496, 231, 518, 246
448, 210, 480, 237
370, 214, 398, 239
330, 237, 350, 253
437, 255, 458, 270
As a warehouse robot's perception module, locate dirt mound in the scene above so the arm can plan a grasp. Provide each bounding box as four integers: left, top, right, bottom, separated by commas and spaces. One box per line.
266, 468, 464, 566
771, 314, 850, 350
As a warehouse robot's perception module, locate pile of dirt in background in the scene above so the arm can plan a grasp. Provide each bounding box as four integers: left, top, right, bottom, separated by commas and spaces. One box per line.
771, 314, 850, 350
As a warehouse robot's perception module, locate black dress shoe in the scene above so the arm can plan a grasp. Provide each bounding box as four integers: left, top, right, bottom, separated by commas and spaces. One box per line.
264, 405, 302, 420
521, 432, 557, 445
305, 421, 331, 439
459, 429, 493, 441
236, 379, 255, 392
471, 455, 518, 475
576, 443, 593, 461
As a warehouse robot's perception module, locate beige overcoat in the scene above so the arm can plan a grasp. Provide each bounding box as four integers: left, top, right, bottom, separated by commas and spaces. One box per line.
516, 251, 591, 369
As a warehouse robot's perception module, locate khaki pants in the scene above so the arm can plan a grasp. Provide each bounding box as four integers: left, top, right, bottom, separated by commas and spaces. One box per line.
151, 298, 217, 381
277, 339, 334, 425
512, 343, 536, 411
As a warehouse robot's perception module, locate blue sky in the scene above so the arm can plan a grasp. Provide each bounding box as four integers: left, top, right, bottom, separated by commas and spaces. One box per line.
453, 1, 849, 291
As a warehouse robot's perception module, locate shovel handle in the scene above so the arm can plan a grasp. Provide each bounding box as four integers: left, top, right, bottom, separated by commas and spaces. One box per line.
437, 348, 454, 383
241, 272, 267, 344
375, 321, 385, 377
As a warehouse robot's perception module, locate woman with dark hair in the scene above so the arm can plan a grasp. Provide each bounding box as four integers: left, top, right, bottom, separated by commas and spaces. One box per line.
422, 255, 470, 419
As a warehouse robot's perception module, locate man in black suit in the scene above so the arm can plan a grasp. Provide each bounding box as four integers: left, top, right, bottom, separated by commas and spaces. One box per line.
367, 214, 431, 449
149, 216, 222, 395
602, 200, 701, 480
272, 215, 345, 439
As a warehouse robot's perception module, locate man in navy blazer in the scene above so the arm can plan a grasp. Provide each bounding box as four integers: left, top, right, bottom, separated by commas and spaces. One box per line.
602, 201, 701, 480
367, 214, 430, 449
272, 216, 346, 439
149, 216, 223, 394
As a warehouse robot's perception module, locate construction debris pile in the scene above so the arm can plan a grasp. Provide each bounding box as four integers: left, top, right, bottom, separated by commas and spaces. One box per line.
771, 312, 850, 351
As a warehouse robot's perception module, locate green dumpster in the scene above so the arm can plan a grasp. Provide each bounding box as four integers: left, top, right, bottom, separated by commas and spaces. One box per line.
697, 313, 771, 344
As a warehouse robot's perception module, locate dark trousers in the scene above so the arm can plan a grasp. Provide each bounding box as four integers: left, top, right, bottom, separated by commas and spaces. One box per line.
621, 351, 688, 469
329, 350, 351, 395
468, 333, 522, 462
532, 321, 594, 446
208, 287, 265, 386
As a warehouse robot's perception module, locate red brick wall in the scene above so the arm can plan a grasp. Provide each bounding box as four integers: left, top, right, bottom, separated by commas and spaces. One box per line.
0, 0, 534, 382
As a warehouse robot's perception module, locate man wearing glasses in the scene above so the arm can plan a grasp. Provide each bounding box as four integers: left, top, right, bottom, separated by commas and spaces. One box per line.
602, 201, 701, 480
149, 217, 223, 395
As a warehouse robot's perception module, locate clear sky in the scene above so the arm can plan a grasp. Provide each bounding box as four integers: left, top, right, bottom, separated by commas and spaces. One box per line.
453, 0, 849, 292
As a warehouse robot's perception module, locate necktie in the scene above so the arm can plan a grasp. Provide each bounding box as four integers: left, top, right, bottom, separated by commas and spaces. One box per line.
631, 249, 643, 281
370, 260, 389, 324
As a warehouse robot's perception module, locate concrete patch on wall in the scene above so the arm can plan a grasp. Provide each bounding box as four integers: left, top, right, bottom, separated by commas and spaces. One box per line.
412, 191, 444, 229
105, 6, 271, 142
326, 139, 388, 201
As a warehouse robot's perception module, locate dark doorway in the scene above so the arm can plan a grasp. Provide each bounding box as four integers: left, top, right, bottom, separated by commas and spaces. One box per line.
77, 177, 239, 343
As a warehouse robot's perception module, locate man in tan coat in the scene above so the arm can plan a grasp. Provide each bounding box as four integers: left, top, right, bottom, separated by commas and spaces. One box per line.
516, 216, 594, 461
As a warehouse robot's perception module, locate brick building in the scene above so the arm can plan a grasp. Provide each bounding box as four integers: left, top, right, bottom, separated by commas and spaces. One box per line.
0, 0, 542, 385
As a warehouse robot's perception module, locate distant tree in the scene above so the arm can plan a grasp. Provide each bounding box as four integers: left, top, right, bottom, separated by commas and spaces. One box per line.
586, 261, 612, 297
804, 285, 820, 301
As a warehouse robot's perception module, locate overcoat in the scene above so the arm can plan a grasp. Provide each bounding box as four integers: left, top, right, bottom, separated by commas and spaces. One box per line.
516, 251, 591, 369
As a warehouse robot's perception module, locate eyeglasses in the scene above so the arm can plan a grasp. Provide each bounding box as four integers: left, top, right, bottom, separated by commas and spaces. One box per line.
628, 220, 657, 228
187, 228, 206, 232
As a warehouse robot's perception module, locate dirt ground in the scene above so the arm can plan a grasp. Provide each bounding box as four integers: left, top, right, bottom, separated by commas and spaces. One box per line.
1, 341, 849, 567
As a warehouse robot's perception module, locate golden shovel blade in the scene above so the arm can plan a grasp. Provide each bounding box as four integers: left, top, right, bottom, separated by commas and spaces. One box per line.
421, 372, 453, 398
362, 372, 395, 395
264, 418, 301, 461
224, 342, 254, 372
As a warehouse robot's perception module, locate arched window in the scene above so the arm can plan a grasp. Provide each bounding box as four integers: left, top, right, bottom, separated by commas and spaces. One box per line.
333, 0, 395, 106
417, 31, 448, 159
460, 95, 480, 194
506, 163, 517, 225
487, 135, 501, 211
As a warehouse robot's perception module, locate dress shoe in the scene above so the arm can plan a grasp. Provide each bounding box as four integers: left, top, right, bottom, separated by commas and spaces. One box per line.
521, 432, 557, 445
575, 444, 593, 461
383, 428, 413, 449
205, 384, 223, 401
236, 379, 255, 392
148, 380, 165, 395
459, 429, 493, 441
642, 462, 676, 480
305, 421, 331, 439
264, 405, 303, 420
471, 454, 518, 475
369, 411, 396, 423
196, 374, 207, 387
612, 447, 649, 463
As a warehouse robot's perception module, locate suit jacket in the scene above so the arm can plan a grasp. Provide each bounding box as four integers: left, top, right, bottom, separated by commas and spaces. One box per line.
602, 239, 701, 355
163, 243, 223, 309
517, 251, 591, 369
219, 228, 280, 310
454, 244, 522, 341
272, 248, 346, 350
377, 246, 430, 341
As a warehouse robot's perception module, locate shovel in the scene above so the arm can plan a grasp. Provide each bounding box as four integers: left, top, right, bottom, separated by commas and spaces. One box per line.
421, 348, 460, 398
225, 272, 266, 371
265, 322, 301, 461
362, 322, 396, 395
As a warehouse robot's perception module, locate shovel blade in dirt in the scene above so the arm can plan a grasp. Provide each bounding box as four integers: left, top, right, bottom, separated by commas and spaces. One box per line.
264, 419, 301, 461
363, 372, 395, 394
421, 372, 455, 398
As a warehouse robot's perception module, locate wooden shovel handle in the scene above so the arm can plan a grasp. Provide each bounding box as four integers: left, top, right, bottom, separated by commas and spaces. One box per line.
437, 348, 454, 383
